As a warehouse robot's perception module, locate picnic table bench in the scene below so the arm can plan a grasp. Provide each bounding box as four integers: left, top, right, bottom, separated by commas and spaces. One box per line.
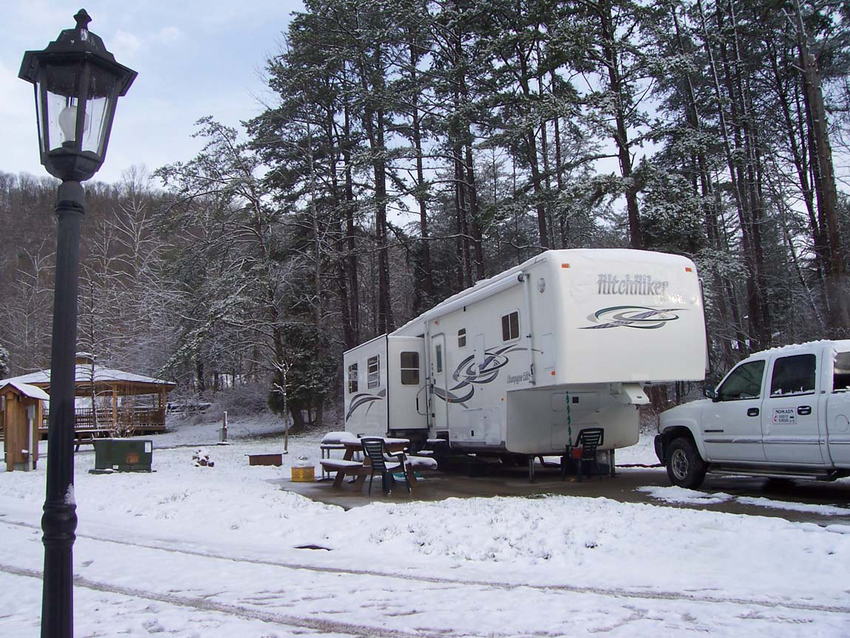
319, 432, 356, 479
319, 458, 372, 487
73, 428, 111, 452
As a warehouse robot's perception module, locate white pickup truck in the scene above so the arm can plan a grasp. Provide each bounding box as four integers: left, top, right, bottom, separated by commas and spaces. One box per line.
655, 340, 850, 488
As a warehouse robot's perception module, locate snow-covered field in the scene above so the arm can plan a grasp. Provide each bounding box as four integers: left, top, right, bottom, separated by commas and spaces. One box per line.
1, 416, 849, 637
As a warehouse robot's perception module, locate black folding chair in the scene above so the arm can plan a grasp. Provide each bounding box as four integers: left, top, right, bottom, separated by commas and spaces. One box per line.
574, 428, 604, 482
361, 437, 411, 495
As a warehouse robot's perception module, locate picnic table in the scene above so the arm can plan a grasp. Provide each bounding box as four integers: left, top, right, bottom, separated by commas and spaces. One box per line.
319, 434, 417, 489
72, 428, 111, 452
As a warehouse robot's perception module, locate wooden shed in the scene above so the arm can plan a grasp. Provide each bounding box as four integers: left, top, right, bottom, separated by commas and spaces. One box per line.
4, 354, 176, 440
1, 380, 48, 472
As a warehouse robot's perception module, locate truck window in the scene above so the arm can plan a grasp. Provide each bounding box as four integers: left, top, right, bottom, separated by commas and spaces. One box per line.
834, 352, 850, 392
367, 355, 380, 389
770, 354, 816, 397
502, 311, 519, 341
400, 352, 420, 385
717, 360, 765, 401
348, 363, 358, 393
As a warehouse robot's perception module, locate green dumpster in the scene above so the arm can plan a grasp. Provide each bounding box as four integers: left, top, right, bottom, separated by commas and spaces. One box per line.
92, 439, 153, 472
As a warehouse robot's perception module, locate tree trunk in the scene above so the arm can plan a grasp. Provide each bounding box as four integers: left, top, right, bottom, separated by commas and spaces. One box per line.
794, 1, 850, 335
357, 43, 393, 334
341, 82, 360, 345
464, 142, 485, 281
698, 0, 767, 351
671, 2, 737, 365
408, 37, 435, 312
599, 3, 642, 250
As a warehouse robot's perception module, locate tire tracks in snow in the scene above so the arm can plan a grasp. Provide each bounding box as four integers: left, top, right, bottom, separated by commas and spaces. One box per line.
0, 562, 447, 638
3, 518, 849, 617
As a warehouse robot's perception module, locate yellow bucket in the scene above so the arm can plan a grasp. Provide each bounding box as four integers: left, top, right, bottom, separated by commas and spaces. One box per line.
291, 466, 315, 482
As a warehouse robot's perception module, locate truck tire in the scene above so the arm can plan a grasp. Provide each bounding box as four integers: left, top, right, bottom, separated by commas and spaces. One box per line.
666, 437, 707, 488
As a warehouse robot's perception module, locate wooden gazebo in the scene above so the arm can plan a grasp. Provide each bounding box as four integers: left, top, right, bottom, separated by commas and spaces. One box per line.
4, 354, 176, 439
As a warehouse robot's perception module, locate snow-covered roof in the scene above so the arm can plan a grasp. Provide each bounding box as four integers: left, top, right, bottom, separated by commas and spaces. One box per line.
739, 339, 850, 361
3, 365, 176, 394
0, 380, 50, 401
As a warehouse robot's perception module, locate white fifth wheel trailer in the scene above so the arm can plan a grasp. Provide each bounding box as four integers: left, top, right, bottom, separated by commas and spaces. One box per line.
343, 249, 707, 459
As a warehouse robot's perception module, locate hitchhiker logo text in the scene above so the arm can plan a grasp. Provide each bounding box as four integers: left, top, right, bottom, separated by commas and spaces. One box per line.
598, 274, 669, 296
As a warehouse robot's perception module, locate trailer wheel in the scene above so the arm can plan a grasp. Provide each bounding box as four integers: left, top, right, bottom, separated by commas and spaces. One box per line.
666, 437, 707, 489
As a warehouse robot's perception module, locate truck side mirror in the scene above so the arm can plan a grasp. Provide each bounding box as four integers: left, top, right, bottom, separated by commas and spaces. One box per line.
704, 387, 718, 401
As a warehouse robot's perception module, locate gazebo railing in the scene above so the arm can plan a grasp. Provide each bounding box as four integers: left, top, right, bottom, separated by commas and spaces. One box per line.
41, 406, 166, 435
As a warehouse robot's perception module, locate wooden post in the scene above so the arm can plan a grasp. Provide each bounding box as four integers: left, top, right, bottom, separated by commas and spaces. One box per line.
111, 387, 118, 431
2, 390, 11, 472
35, 400, 42, 468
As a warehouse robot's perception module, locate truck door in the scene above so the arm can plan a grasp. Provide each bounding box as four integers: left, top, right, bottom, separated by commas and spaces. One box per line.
701, 360, 766, 462
761, 353, 824, 465
827, 350, 850, 466
430, 333, 449, 434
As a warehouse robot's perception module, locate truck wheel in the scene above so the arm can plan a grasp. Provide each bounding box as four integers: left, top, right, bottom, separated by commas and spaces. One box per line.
666, 438, 707, 489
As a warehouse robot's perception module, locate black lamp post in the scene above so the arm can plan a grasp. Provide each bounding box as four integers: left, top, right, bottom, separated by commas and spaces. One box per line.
18, 10, 136, 638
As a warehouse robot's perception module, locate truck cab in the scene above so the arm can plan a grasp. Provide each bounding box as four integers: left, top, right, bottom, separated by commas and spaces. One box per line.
656, 340, 850, 488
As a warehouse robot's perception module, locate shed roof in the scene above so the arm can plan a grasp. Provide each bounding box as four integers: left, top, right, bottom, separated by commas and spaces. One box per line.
0, 380, 50, 401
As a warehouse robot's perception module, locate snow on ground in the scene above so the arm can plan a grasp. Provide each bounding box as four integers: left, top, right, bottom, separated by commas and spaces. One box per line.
1, 416, 849, 637
609, 428, 659, 466
638, 485, 850, 516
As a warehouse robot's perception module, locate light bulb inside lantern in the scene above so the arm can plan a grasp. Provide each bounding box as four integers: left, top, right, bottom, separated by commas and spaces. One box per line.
57, 104, 91, 144
58, 105, 78, 142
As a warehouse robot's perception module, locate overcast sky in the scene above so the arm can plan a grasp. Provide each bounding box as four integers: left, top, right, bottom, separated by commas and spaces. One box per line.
2, 1, 304, 185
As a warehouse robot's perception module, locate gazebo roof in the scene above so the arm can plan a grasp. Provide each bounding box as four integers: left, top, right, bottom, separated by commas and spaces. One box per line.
4, 365, 176, 397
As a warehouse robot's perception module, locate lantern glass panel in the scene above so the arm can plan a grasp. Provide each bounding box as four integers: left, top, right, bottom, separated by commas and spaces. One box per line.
83, 64, 121, 155
42, 90, 77, 152
36, 61, 83, 154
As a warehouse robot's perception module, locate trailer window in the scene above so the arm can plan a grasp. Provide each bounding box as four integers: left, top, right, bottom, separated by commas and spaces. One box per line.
347, 363, 358, 393
400, 352, 420, 385
835, 352, 850, 392
458, 329, 467, 348
770, 354, 816, 397
502, 311, 519, 341
367, 355, 380, 389
436, 345, 443, 373
717, 360, 765, 401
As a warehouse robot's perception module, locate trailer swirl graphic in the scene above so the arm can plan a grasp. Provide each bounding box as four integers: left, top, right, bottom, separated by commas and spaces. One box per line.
582, 306, 684, 330
431, 344, 531, 406
345, 389, 386, 420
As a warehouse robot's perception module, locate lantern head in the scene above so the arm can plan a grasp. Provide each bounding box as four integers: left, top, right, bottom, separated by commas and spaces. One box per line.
19, 9, 137, 182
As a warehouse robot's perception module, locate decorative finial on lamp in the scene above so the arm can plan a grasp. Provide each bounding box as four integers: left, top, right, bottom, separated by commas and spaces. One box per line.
74, 9, 91, 31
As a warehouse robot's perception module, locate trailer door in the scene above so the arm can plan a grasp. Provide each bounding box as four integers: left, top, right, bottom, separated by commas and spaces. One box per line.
387, 337, 428, 433
430, 333, 449, 433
